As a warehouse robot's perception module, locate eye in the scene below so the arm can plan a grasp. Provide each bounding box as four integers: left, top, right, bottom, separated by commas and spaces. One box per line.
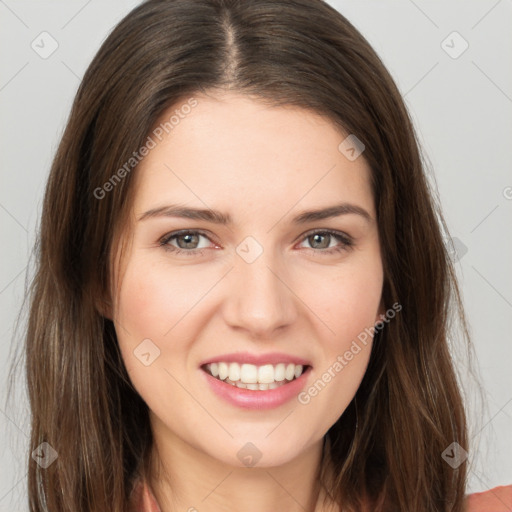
159, 228, 353, 257
159, 230, 214, 256
296, 229, 353, 255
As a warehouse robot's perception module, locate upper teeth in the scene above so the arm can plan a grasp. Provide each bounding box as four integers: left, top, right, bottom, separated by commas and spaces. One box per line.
206, 362, 305, 384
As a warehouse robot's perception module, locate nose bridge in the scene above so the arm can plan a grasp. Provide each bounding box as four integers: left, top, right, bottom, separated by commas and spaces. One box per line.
223, 235, 297, 337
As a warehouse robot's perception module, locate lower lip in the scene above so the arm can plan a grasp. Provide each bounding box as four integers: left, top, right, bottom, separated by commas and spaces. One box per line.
200, 366, 312, 410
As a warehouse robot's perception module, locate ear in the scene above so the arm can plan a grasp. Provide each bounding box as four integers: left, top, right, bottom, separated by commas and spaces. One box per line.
374, 297, 386, 325
95, 295, 113, 321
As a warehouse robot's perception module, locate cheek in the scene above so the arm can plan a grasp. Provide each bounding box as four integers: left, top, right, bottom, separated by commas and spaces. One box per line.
115, 256, 208, 338
113, 258, 200, 411
113, 257, 195, 382
307, 257, 383, 347
307, 260, 382, 421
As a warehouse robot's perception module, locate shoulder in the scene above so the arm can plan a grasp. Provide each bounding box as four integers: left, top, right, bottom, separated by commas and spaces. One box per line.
464, 484, 512, 512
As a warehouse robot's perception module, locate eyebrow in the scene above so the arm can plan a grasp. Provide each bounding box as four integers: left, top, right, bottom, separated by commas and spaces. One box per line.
138, 202, 373, 224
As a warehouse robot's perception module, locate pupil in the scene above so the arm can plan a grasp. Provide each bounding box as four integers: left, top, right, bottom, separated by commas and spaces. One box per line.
180, 234, 197, 248
312, 233, 328, 249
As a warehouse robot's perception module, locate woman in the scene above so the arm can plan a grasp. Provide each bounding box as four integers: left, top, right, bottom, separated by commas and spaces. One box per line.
15, 0, 511, 511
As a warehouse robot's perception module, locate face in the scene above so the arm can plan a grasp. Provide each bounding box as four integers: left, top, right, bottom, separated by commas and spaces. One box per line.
111, 92, 384, 468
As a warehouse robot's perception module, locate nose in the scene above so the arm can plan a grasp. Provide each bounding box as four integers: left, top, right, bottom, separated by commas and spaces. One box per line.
222, 246, 298, 339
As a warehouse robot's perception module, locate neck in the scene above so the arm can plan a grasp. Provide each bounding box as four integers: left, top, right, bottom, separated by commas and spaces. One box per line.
146, 416, 337, 512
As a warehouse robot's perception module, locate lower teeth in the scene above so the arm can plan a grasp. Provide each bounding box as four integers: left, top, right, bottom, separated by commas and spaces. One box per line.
218, 377, 292, 390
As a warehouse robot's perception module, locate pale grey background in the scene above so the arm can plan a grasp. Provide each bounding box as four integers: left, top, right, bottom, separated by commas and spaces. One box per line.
1, 0, 511, 510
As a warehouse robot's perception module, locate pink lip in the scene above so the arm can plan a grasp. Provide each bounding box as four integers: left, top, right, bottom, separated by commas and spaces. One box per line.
200, 366, 312, 410
199, 351, 312, 367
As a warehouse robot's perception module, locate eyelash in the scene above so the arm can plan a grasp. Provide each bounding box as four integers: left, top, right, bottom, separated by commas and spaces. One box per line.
158, 229, 354, 257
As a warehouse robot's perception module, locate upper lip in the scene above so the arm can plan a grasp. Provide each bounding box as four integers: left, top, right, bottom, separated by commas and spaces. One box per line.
199, 351, 312, 367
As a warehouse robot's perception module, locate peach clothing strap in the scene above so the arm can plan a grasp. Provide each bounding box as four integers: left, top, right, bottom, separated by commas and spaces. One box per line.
464, 485, 512, 512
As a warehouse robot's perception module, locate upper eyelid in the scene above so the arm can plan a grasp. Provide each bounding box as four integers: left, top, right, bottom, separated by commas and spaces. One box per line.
161, 229, 217, 245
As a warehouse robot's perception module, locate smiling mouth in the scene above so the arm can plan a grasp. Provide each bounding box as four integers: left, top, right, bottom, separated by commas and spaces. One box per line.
201, 362, 310, 390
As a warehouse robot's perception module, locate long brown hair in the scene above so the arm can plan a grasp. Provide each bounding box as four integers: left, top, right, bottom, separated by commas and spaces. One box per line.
7, 0, 472, 510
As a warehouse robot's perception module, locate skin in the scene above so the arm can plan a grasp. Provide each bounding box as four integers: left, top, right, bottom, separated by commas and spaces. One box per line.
111, 91, 385, 512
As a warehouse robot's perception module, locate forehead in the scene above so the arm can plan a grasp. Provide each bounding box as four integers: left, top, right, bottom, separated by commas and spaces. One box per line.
132, 92, 374, 220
